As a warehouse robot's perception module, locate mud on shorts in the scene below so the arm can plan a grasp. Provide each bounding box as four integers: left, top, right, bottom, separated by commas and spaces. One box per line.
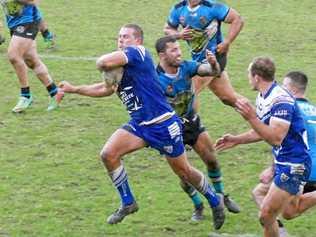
181, 114, 206, 146
10, 21, 39, 40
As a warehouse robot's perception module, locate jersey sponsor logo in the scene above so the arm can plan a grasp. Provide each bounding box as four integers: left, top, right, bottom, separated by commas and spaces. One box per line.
119, 86, 143, 113
199, 16, 207, 26
273, 110, 288, 117
280, 173, 289, 182
16, 25, 25, 33
179, 16, 185, 25
163, 145, 173, 154
166, 85, 173, 94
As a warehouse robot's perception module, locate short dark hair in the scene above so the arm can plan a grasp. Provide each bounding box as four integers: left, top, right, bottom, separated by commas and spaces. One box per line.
285, 71, 308, 93
250, 57, 276, 81
155, 35, 177, 53
123, 23, 144, 43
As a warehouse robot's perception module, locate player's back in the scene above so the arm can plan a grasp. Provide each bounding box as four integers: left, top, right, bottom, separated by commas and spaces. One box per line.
297, 98, 316, 181
117, 45, 174, 125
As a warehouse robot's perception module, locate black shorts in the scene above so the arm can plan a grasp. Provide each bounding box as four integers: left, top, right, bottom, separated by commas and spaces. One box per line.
215, 52, 227, 72
10, 22, 39, 40
303, 182, 316, 194
182, 114, 206, 146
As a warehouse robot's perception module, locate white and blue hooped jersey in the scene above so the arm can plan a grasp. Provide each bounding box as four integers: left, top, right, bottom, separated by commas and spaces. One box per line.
0, 1, 42, 29
167, 0, 229, 62
256, 82, 310, 166
297, 98, 316, 182
156, 60, 199, 117
118, 45, 175, 125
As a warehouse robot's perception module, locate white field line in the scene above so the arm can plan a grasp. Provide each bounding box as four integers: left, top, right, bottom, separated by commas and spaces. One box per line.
0, 53, 98, 62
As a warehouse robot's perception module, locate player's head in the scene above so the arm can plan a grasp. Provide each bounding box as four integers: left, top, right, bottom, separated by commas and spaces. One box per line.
155, 35, 182, 67
282, 71, 308, 98
117, 24, 144, 50
248, 57, 275, 90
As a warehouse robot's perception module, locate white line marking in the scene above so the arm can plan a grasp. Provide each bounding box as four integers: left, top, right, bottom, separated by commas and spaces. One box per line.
0, 53, 98, 62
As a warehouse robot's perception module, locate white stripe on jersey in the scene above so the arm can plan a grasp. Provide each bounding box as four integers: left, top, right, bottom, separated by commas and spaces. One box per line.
270, 116, 291, 125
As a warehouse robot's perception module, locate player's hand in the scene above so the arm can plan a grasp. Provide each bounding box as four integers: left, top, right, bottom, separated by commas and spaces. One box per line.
58, 81, 75, 93
179, 26, 193, 40
259, 167, 274, 184
216, 40, 230, 54
214, 134, 239, 151
235, 98, 257, 121
205, 49, 217, 66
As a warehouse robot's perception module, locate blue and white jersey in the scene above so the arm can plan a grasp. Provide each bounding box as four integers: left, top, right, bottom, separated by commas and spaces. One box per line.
256, 82, 310, 166
0, 1, 41, 29
167, 0, 229, 62
156, 60, 199, 117
117, 45, 175, 125
297, 98, 316, 182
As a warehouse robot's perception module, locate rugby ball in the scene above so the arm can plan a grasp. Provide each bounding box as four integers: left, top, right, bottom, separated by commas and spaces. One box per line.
102, 67, 123, 87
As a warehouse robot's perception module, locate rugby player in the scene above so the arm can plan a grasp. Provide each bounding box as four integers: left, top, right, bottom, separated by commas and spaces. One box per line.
164, 0, 244, 106
215, 57, 315, 237
59, 24, 226, 231
155, 35, 240, 221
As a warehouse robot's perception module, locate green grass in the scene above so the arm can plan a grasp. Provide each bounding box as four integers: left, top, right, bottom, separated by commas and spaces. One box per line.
0, 0, 316, 236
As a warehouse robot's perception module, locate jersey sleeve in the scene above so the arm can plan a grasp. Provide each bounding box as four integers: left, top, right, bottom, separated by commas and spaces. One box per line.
186, 61, 200, 77
123, 46, 146, 66
270, 101, 294, 124
167, 6, 180, 28
211, 3, 230, 21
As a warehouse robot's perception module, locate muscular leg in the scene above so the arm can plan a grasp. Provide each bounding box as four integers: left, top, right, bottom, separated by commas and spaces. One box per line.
7, 36, 33, 88
252, 182, 270, 208
24, 40, 53, 87
260, 183, 294, 237
208, 71, 238, 107
101, 128, 146, 224
166, 153, 225, 229
282, 190, 316, 220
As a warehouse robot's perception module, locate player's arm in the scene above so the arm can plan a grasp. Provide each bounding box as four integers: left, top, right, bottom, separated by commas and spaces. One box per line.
235, 98, 290, 146
96, 51, 127, 71
196, 50, 221, 77
214, 129, 262, 151
217, 8, 244, 54
59, 81, 115, 97
164, 24, 193, 41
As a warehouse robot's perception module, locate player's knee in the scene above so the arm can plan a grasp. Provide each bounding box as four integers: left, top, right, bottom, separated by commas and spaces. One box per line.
251, 186, 260, 202
259, 208, 274, 226
100, 148, 118, 165
7, 51, 21, 65
25, 58, 36, 69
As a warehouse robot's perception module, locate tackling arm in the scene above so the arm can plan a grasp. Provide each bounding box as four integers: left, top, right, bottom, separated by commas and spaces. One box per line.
196, 50, 221, 77
96, 51, 127, 71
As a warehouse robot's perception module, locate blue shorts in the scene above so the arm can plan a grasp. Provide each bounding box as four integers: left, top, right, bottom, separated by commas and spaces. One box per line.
122, 116, 185, 158
274, 163, 311, 195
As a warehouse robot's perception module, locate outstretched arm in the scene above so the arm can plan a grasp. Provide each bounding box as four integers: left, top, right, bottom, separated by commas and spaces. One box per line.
217, 8, 244, 54
59, 81, 115, 97
214, 129, 262, 151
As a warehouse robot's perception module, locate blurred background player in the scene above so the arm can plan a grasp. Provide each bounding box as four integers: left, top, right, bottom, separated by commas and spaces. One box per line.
252, 71, 316, 237
155, 35, 240, 221
164, 0, 244, 106
0, 0, 63, 112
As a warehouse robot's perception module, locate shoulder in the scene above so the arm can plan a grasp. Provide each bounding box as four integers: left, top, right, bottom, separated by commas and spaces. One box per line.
124, 45, 147, 58
271, 85, 295, 105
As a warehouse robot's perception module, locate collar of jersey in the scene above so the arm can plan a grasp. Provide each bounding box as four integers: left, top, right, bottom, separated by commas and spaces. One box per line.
261, 81, 277, 99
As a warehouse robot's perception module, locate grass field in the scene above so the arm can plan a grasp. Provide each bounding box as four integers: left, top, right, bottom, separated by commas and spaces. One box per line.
1, 1, 316, 236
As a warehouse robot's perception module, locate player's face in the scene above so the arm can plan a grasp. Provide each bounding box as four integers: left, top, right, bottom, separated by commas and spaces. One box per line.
247, 63, 257, 91
163, 42, 182, 67
117, 27, 139, 50
188, 0, 202, 7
